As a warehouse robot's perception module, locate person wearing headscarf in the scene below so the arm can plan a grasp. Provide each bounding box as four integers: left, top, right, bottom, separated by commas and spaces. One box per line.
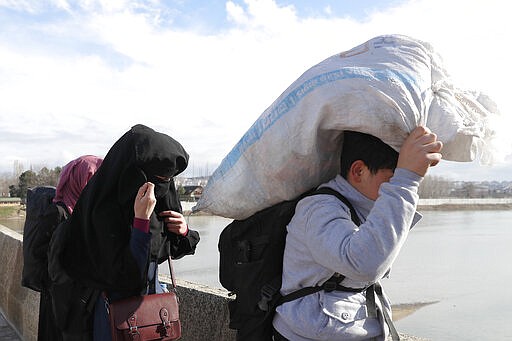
31, 155, 103, 341
48, 124, 200, 340
52, 155, 103, 215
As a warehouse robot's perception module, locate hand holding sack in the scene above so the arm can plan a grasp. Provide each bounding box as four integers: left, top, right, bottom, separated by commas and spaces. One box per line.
195, 34, 499, 219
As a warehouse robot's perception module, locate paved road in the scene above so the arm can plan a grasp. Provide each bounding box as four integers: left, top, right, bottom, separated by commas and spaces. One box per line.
0, 312, 21, 340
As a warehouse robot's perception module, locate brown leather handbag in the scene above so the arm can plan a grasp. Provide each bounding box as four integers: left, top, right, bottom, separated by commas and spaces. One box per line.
107, 257, 181, 340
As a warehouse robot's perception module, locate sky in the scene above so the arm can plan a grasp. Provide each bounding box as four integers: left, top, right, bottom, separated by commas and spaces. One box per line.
0, 0, 510, 181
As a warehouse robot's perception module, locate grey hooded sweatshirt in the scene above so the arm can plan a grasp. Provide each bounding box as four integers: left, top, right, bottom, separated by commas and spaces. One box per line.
273, 168, 422, 340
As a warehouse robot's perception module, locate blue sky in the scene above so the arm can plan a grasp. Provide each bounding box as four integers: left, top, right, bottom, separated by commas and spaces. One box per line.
0, 0, 510, 180
156, 0, 408, 28
0, 1, 406, 29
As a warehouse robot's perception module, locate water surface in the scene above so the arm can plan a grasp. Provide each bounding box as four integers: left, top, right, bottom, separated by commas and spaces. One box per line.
166, 210, 512, 341
3, 210, 510, 340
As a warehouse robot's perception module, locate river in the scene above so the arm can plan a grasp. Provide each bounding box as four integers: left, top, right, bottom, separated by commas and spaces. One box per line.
3, 210, 511, 340
167, 210, 512, 341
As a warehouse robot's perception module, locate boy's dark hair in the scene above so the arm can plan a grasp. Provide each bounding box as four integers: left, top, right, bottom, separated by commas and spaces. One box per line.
340, 131, 399, 178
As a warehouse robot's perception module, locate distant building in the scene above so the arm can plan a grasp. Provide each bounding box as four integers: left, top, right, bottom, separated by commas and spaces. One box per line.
174, 176, 209, 187
181, 186, 203, 201
0, 197, 21, 205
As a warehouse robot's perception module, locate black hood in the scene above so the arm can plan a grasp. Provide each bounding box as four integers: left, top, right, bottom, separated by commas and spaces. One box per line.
60, 124, 189, 292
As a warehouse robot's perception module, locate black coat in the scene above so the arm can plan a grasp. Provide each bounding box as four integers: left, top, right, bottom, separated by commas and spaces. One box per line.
49, 124, 199, 295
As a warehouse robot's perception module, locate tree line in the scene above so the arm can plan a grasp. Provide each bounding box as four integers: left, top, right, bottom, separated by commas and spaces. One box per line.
1, 168, 511, 200
2, 167, 192, 201
4, 167, 62, 199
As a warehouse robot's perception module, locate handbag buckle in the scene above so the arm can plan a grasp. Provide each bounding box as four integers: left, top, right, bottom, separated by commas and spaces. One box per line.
128, 315, 140, 338
159, 308, 171, 336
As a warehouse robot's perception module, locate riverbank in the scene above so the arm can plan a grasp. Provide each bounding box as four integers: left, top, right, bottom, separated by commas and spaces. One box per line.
417, 198, 512, 211
0, 205, 23, 219
392, 301, 438, 321
183, 198, 512, 215
3, 198, 512, 220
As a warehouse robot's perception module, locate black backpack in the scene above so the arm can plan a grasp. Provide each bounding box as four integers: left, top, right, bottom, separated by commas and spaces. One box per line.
218, 187, 362, 341
22, 186, 68, 292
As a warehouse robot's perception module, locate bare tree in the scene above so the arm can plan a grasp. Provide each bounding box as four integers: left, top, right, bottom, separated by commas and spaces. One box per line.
418, 175, 453, 198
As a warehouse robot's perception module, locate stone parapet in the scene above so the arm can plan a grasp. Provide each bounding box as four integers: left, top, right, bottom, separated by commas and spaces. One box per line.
0, 225, 38, 341
0, 224, 425, 340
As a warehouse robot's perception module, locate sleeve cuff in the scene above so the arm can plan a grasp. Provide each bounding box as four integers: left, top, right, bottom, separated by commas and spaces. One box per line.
392, 168, 423, 186
133, 217, 150, 233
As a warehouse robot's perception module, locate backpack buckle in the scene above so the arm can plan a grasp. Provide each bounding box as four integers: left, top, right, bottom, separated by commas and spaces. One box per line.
258, 284, 278, 312
322, 278, 338, 292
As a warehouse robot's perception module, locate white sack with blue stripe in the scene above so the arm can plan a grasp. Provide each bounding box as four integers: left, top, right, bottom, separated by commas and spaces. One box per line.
194, 34, 498, 219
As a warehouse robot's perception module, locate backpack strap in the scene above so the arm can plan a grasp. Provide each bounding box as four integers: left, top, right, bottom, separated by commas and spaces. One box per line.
308, 187, 400, 340
55, 201, 70, 220
271, 187, 363, 309
272, 187, 400, 341
311, 187, 361, 225
278, 276, 367, 306
374, 282, 400, 341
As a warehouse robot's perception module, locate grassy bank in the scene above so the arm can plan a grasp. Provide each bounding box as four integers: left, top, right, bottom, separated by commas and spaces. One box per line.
0, 204, 23, 219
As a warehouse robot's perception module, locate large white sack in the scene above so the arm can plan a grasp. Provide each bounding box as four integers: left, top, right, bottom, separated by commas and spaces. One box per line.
194, 34, 497, 219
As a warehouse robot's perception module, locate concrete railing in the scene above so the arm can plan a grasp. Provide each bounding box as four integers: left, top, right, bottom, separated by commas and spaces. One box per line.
0, 224, 39, 340
0, 224, 236, 341
0, 224, 425, 341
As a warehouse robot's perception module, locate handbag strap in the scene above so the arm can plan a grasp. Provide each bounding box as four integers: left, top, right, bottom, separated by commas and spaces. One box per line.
148, 234, 179, 294
167, 256, 177, 291
153, 226, 178, 292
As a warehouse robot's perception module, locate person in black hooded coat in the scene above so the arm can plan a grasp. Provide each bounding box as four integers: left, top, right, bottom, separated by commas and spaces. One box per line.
48, 124, 200, 340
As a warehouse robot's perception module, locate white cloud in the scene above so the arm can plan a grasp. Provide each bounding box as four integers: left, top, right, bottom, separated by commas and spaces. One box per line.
226, 1, 249, 25
226, 0, 297, 29
0, 0, 511, 179
0, 0, 40, 13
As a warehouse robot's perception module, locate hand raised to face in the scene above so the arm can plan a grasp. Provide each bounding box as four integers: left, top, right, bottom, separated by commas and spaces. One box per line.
134, 182, 157, 220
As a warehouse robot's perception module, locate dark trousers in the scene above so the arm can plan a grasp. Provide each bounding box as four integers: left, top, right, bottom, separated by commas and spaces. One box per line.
38, 289, 64, 341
